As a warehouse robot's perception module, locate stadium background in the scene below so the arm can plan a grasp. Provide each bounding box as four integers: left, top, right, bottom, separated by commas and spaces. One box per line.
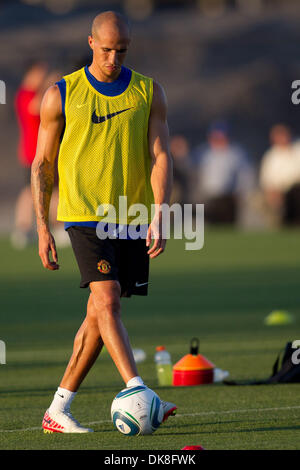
1, 0, 300, 229
0, 0, 300, 450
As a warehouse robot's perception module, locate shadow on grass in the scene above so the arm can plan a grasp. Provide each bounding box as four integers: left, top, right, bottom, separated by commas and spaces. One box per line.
158, 424, 300, 437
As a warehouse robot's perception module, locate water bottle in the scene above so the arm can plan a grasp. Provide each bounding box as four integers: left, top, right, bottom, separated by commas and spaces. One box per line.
154, 346, 173, 386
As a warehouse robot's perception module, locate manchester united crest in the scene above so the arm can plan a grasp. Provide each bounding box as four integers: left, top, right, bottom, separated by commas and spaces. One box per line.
97, 259, 111, 274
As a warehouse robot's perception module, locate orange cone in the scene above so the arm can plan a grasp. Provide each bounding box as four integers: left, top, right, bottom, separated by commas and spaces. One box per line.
173, 338, 214, 386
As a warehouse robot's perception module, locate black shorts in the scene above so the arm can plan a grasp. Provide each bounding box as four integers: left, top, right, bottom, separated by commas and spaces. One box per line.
67, 226, 150, 297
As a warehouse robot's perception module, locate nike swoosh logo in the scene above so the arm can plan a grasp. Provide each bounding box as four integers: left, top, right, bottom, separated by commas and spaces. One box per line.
77, 103, 87, 108
92, 107, 132, 124
135, 282, 148, 287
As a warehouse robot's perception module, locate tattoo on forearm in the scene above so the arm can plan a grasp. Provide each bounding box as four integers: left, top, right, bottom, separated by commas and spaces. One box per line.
31, 160, 55, 230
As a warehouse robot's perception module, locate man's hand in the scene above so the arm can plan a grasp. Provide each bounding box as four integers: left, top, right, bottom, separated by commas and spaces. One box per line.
38, 227, 59, 270
146, 212, 166, 259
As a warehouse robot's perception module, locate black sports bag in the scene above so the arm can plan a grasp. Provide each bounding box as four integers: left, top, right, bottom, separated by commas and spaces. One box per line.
223, 341, 300, 385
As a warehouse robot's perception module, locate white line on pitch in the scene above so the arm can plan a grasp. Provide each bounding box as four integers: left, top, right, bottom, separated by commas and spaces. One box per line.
0, 405, 299, 433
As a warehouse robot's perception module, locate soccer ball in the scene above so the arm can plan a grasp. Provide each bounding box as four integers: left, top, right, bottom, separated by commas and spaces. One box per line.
111, 385, 164, 436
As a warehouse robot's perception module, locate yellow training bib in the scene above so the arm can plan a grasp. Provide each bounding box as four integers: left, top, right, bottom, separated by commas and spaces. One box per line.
57, 67, 154, 224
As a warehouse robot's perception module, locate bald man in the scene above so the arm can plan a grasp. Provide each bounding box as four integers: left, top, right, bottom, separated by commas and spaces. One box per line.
31, 11, 175, 433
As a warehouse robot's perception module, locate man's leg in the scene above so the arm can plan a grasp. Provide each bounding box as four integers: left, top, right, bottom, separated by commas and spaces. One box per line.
43, 293, 104, 433
15, 184, 33, 229
49, 278, 138, 408
11, 185, 33, 249
88, 280, 177, 423
47, 279, 138, 411
59, 293, 104, 392
89, 280, 138, 384
43, 279, 176, 433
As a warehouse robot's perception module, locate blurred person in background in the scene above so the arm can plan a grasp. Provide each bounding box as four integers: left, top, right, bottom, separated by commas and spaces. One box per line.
12, 63, 67, 248
192, 120, 254, 225
259, 124, 300, 227
12, 61, 47, 248
169, 134, 192, 205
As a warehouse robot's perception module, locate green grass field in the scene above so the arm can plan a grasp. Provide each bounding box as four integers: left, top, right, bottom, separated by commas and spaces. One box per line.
0, 228, 300, 450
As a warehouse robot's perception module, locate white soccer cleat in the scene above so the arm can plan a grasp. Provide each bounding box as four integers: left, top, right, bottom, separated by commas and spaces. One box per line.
42, 409, 93, 433
161, 400, 177, 422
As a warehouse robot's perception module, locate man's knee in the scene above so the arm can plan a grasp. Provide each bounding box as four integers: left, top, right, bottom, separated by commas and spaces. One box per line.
86, 296, 99, 325
90, 282, 121, 318
96, 295, 121, 315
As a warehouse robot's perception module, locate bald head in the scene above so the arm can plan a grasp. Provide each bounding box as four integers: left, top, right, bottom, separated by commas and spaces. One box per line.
88, 11, 131, 82
91, 11, 131, 40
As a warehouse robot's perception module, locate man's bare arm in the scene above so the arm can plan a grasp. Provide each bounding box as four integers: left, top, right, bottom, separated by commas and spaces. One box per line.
31, 85, 64, 270
146, 81, 173, 259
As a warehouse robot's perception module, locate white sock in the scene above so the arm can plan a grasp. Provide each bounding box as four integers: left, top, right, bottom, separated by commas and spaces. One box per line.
48, 387, 77, 414
126, 376, 144, 388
